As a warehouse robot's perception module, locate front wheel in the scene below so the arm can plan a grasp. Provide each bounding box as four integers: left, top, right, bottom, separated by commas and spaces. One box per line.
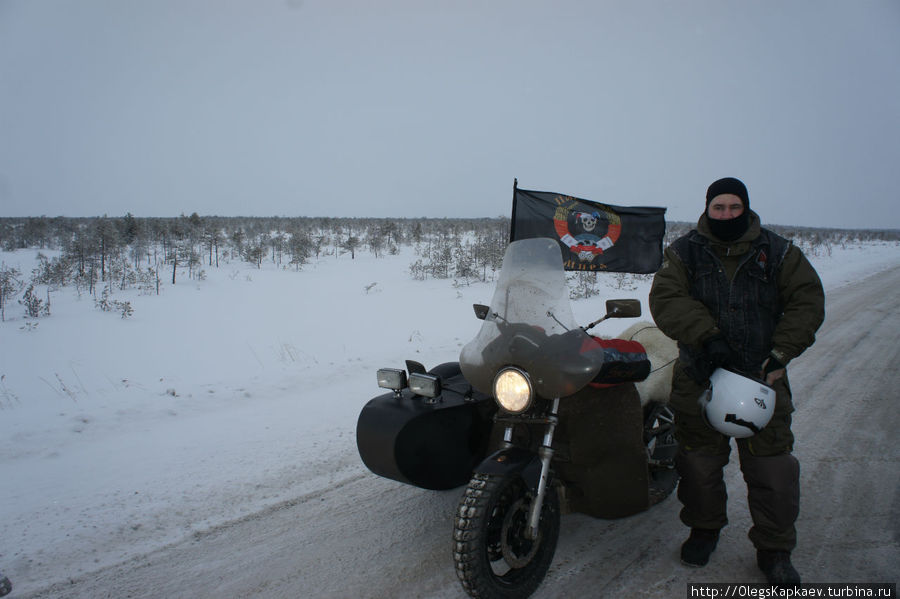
453, 473, 560, 599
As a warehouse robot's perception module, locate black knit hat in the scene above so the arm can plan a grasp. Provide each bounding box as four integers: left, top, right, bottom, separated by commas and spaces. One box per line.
706, 177, 749, 210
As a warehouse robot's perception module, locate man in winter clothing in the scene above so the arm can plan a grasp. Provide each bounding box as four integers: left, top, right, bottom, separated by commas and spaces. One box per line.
649, 177, 824, 585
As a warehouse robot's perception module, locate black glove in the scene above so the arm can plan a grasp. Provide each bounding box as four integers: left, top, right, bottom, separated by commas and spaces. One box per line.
762, 355, 785, 377
703, 334, 735, 369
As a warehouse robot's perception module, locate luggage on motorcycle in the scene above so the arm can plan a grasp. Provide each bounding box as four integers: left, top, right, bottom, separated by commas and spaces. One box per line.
552, 382, 650, 517
356, 366, 495, 490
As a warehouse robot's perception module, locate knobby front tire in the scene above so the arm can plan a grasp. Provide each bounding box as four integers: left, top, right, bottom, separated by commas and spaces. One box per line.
453, 472, 560, 599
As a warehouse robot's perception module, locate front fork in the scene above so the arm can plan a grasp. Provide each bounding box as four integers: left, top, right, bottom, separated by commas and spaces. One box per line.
500, 398, 560, 540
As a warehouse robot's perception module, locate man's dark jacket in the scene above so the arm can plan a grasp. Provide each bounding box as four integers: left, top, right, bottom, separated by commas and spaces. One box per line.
649, 210, 825, 389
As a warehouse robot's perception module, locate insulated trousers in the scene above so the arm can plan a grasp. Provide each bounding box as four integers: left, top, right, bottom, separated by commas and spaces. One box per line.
669, 365, 800, 551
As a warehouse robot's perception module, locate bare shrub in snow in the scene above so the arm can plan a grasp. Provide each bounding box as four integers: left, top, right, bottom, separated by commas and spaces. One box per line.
0, 263, 23, 321
19, 284, 49, 318
95, 287, 134, 319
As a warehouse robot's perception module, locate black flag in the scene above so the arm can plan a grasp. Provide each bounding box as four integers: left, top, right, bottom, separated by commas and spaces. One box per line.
510, 183, 667, 273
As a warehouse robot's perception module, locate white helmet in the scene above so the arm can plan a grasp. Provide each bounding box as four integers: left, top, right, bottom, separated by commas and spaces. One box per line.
698, 368, 775, 438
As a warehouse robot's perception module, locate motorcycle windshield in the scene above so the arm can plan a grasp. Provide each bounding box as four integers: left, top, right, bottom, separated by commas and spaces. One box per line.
459, 238, 605, 399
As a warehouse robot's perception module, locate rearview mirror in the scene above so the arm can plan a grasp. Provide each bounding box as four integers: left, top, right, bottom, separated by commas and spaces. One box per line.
473, 304, 490, 320
605, 299, 642, 319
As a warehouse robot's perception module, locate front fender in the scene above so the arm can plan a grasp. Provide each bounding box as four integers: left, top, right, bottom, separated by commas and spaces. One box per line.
473, 446, 543, 492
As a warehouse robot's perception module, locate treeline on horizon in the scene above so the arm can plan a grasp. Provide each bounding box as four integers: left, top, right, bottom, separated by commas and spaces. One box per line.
0, 213, 514, 279
1, 213, 896, 262
0, 214, 514, 320
0, 213, 897, 321
3, 213, 897, 253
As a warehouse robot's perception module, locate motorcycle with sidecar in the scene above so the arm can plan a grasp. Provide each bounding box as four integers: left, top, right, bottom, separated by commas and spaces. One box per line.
356, 237, 678, 598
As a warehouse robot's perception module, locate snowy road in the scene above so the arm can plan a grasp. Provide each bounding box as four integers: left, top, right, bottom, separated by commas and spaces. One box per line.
19, 266, 900, 599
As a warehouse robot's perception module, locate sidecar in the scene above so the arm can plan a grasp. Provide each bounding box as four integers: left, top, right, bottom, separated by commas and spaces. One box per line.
356, 361, 497, 490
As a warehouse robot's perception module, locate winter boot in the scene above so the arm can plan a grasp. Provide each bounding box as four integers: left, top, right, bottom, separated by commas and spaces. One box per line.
757, 550, 801, 585
0, 574, 11, 598
680, 528, 720, 567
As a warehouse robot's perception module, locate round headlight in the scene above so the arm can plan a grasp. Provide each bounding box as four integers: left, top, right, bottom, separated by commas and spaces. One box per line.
493, 368, 533, 413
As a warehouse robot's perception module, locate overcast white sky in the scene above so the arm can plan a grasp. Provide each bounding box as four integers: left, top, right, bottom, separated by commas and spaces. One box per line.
1, 0, 898, 228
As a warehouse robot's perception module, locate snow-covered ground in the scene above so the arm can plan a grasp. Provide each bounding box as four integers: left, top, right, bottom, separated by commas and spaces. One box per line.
1, 239, 898, 597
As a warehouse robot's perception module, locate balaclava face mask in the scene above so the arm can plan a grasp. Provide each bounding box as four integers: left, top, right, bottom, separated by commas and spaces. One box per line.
706, 177, 750, 242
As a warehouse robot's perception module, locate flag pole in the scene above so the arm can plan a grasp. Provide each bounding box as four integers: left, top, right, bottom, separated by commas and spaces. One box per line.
509, 178, 518, 242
